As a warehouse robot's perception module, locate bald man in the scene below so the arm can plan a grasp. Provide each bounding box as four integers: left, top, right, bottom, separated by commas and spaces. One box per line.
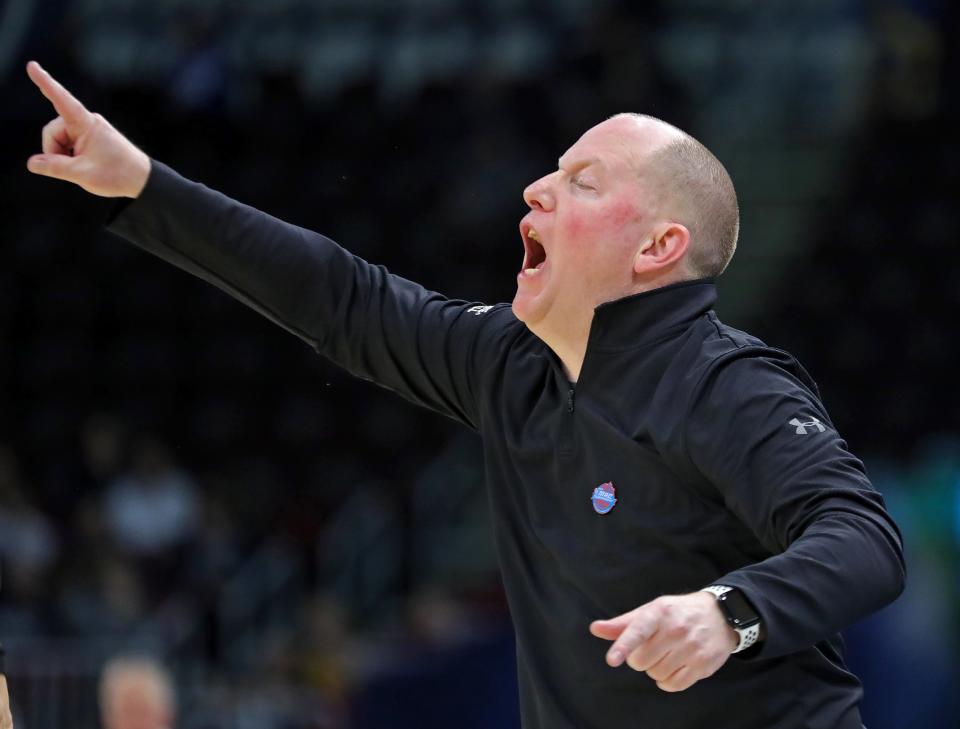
100, 657, 175, 729
25, 62, 904, 729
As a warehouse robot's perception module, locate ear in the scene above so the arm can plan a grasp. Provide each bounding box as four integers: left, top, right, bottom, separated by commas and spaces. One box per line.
633, 223, 690, 275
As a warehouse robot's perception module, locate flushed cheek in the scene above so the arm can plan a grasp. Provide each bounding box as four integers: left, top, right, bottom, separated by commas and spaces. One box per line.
606, 199, 643, 231
561, 214, 605, 256
564, 207, 605, 243
562, 201, 642, 257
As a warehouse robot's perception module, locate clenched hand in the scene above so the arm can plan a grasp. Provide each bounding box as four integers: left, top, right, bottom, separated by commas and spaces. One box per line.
25, 61, 150, 198
589, 591, 738, 692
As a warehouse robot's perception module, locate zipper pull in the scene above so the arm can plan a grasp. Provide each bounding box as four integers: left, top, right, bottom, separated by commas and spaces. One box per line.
567, 387, 576, 413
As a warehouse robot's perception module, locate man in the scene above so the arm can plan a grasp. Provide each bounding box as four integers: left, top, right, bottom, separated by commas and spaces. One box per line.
25, 61, 904, 728
99, 656, 176, 729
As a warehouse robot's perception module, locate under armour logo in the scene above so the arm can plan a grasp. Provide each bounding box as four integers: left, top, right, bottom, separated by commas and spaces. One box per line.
789, 417, 825, 435
467, 305, 493, 316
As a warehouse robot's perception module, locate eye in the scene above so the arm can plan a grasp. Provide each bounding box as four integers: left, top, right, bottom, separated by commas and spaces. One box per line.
571, 176, 594, 190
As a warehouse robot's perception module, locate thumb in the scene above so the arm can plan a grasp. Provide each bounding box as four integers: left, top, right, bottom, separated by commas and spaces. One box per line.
27, 153, 84, 183
589, 613, 633, 640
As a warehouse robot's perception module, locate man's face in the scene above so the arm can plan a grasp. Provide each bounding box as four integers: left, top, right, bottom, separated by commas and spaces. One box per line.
512, 116, 676, 335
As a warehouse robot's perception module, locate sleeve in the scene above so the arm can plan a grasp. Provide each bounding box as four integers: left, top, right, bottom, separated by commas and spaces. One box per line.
683, 348, 906, 660
105, 160, 512, 431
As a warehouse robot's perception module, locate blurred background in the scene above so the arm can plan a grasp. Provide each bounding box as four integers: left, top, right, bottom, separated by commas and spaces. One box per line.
0, 0, 957, 727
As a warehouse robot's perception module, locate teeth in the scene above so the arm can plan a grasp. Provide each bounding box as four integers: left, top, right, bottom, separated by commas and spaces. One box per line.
528, 229, 540, 241
523, 267, 542, 276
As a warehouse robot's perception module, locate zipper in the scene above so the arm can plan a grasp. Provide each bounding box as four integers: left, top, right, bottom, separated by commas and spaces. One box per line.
560, 383, 576, 457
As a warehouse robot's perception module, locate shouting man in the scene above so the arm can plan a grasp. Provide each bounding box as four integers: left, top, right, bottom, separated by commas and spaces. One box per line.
24, 61, 903, 729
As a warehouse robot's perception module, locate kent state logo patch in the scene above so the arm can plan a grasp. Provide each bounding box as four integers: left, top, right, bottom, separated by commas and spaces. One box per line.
591, 482, 617, 514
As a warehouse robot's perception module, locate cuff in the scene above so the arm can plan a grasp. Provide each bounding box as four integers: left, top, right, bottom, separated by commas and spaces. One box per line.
104, 157, 160, 228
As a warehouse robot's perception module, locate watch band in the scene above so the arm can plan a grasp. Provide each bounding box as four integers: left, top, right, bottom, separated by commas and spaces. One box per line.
700, 585, 761, 654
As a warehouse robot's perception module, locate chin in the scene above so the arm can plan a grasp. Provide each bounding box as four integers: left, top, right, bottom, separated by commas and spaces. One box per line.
510, 295, 524, 320
511, 295, 551, 337
511, 292, 535, 324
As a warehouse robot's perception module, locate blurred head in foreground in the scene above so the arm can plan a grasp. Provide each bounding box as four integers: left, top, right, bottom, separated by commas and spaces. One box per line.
100, 656, 176, 729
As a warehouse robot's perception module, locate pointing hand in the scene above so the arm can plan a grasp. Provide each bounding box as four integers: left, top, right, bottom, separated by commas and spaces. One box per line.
26, 61, 151, 198
589, 591, 738, 692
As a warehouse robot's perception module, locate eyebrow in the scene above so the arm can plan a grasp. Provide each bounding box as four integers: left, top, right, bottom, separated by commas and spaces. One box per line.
558, 156, 603, 172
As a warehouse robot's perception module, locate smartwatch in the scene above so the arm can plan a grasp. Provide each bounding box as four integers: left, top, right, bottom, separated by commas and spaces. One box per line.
700, 585, 762, 654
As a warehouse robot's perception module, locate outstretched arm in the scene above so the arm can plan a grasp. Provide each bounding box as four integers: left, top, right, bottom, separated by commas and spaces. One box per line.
25, 62, 512, 430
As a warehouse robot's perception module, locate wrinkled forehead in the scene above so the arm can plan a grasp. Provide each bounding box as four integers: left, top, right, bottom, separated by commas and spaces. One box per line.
560, 115, 681, 176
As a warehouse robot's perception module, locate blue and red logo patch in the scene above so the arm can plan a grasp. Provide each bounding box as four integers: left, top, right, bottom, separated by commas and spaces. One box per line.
591, 482, 617, 514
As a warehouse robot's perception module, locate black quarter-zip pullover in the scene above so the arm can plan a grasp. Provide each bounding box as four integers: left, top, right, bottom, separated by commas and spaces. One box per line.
107, 162, 905, 729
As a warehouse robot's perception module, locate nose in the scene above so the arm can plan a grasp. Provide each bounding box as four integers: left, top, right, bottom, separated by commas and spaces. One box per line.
523, 172, 555, 212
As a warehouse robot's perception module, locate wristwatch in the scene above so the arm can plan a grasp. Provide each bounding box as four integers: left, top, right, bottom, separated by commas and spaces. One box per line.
700, 585, 762, 654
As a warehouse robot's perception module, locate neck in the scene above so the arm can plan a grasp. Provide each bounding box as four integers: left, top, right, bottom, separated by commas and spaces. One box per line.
528, 274, 697, 382
527, 313, 593, 383
553, 335, 590, 383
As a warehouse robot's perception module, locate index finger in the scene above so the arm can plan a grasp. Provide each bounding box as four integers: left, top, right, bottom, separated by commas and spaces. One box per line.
606, 614, 658, 667
26, 61, 92, 125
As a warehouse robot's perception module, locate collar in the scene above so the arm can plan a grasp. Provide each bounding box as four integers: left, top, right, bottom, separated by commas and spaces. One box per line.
586, 278, 717, 352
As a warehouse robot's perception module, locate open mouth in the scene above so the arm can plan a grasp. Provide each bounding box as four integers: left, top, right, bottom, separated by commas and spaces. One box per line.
520, 223, 547, 277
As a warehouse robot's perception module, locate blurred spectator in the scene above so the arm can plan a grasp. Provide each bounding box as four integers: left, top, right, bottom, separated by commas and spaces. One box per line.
103, 435, 199, 559
80, 414, 128, 489
99, 656, 176, 729
168, 10, 228, 114
0, 446, 59, 579
0, 446, 59, 637
293, 593, 363, 715
58, 550, 147, 635
184, 496, 241, 589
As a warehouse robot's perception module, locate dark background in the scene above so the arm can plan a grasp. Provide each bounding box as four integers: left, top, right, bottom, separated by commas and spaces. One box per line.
1, 0, 958, 727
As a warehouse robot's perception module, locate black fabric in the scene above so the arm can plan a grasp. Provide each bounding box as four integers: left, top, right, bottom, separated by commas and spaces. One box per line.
106, 161, 906, 729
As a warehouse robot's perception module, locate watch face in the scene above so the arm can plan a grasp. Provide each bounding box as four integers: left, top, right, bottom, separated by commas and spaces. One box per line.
718, 589, 761, 628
